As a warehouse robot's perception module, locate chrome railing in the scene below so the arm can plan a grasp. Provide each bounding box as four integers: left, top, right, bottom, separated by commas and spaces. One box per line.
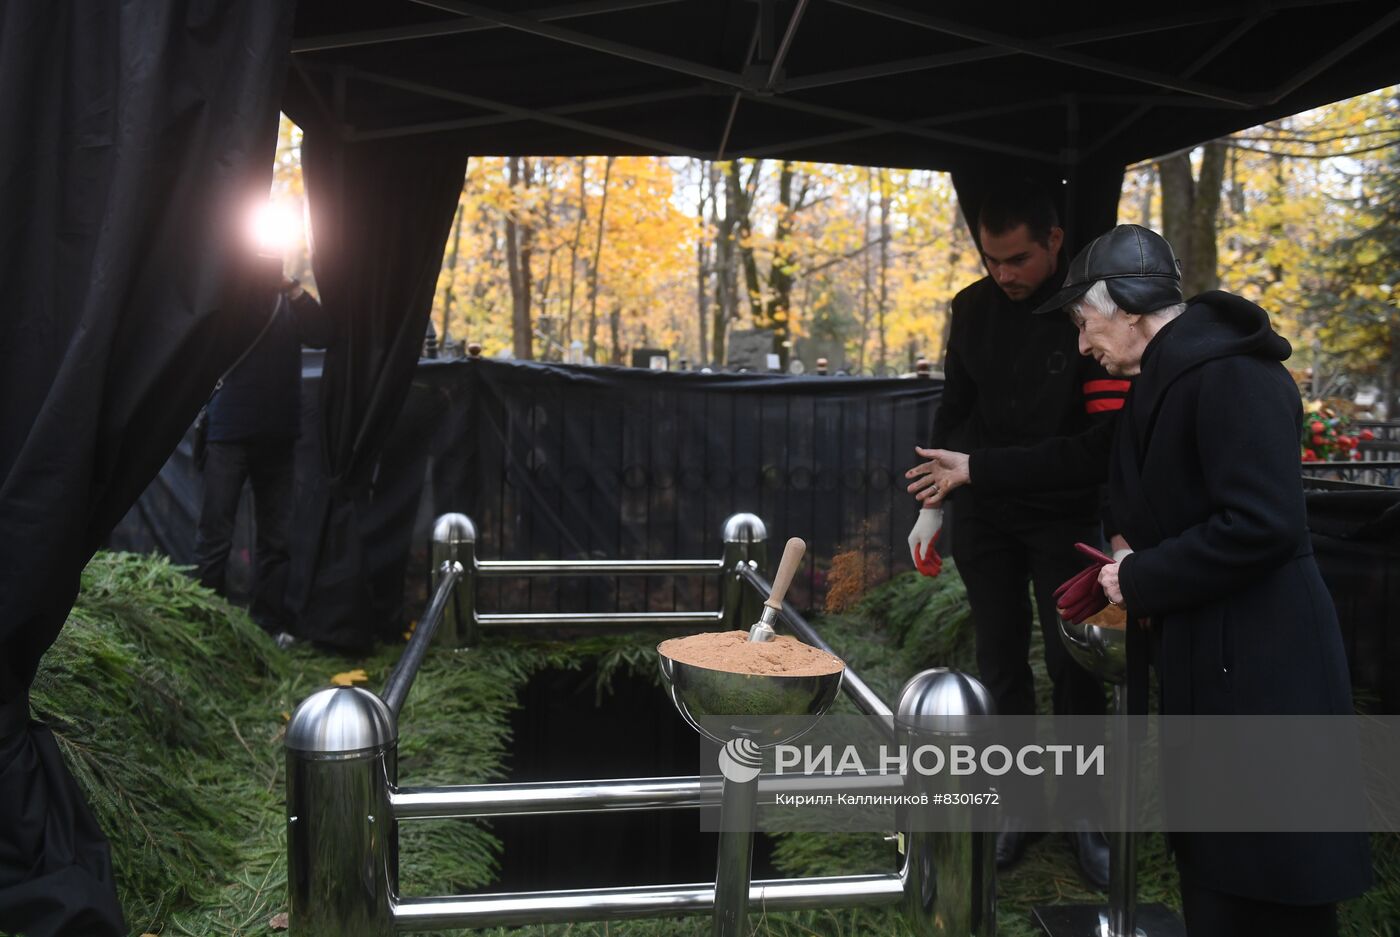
286, 512, 978, 936
422, 512, 764, 647
382, 560, 462, 717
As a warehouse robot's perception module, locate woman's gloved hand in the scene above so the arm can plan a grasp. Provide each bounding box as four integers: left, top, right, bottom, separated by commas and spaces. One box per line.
1053, 542, 1116, 623
907, 507, 943, 577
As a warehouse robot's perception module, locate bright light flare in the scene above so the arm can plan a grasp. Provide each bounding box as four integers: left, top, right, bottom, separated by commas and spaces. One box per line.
248, 201, 299, 257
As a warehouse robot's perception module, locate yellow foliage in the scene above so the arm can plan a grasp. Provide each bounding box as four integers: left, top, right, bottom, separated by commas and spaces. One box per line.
330, 669, 369, 687
275, 86, 1395, 379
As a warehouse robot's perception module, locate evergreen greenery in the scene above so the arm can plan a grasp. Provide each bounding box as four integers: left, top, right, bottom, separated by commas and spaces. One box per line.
32, 553, 1399, 936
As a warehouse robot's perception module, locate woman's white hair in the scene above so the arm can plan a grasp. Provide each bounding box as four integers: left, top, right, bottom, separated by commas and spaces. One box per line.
1072, 279, 1187, 321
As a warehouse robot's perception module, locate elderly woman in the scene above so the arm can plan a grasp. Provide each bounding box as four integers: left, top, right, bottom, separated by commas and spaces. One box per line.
906, 224, 1370, 936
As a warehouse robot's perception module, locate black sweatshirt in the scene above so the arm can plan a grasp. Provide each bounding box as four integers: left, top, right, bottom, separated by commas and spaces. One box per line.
931, 271, 1127, 525
208, 290, 331, 443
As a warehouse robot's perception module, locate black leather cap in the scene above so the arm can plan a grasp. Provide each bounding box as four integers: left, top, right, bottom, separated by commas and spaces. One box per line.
1032, 224, 1182, 316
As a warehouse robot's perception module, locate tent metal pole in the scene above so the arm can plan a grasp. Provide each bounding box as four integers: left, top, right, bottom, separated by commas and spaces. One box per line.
414, 0, 754, 90
1083, 13, 1264, 159
1266, 6, 1400, 104
344, 71, 706, 155
783, 5, 1272, 93
762, 96, 1060, 163
765, 0, 810, 91
734, 99, 1062, 160
829, 0, 1260, 107
295, 0, 682, 53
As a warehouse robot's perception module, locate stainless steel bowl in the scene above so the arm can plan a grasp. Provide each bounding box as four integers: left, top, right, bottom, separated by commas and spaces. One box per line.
657, 650, 843, 746
1058, 614, 1128, 685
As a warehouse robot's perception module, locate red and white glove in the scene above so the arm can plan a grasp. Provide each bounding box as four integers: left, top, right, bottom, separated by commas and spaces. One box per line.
907, 507, 943, 577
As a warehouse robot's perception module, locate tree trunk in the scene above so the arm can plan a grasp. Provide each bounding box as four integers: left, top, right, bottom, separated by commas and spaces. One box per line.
1156, 152, 1193, 267
439, 201, 465, 346
534, 160, 558, 357
564, 157, 587, 349
726, 160, 765, 324
1156, 141, 1226, 298
1389, 317, 1400, 418
1189, 141, 1226, 294
610, 304, 623, 365
1269, 153, 1286, 285
585, 156, 614, 362
695, 159, 711, 365
469, 192, 496, 334
857, 166, 875, 372
505, 156, 534, 360
936, 202, 964, 367
876, 168, 890, 372
765, 161, 798, 365
713, 162, 736, 364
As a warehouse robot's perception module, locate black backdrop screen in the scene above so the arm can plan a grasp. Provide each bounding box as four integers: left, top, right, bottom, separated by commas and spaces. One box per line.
114, 357, 941, 630
112, 356, 1400, 710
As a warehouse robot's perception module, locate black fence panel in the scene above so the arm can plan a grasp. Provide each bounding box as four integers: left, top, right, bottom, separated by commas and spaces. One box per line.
1306, 490, 1400, 711
405, 359, 941, 617
109, 357, 1400, 713
111, 357, 941, 626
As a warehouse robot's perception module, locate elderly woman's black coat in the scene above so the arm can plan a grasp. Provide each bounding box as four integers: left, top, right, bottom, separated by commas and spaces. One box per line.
972, 291, 1372, 906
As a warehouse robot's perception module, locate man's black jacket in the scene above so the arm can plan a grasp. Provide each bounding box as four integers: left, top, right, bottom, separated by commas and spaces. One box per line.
207, 290, 330, 443
931, 272, 1127, 524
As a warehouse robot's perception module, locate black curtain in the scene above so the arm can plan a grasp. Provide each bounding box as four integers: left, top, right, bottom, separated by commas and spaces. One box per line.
288, 132, 467, 651
0, 3, 293, 933
1306, 490, 1400, 711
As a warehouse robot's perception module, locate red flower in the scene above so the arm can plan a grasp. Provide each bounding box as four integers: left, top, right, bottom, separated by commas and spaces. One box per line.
1352, 450, 1363, 461
1361, 429, 1376, 442
1310, 421, 1326, 434
1312, 434, 1325, 445
1302, 449, 1318, 462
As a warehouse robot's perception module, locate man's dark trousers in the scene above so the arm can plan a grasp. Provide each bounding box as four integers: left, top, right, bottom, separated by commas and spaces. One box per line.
950, 507, 1106, 718
194, 438, 295, 633
951, 506, 1107, 822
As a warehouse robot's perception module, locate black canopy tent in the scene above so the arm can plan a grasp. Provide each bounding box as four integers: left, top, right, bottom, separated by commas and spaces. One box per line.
279, 0, 1400, 648
4, 1, 1400, 932
284, 0, 1400, 246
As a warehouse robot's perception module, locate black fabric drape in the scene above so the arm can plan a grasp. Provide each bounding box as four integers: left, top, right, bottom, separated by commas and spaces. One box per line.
1307, 489, 1400, 711
951, 162, 1126, 256
0, 3, 293, 932
116, 359, 943, 628
290, 134, 467, 651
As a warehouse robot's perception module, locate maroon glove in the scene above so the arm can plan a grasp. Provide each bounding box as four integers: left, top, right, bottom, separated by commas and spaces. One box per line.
1053, 543, 1115, 624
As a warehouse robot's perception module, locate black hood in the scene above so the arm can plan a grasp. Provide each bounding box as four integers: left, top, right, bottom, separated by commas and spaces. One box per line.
1139, 290, 1292, 393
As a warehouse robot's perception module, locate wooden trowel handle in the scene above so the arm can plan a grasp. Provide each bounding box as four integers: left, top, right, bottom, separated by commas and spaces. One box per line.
765, 537, 806, 611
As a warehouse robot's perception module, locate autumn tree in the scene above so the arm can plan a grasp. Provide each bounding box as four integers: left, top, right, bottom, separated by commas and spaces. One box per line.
504, 157, 535, 359
411, 87, 1394, 380
1156, 140, 1227, 296
1300, 93, 1400, 410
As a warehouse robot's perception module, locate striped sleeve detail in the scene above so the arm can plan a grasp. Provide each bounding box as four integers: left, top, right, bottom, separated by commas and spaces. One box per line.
1083, 378, 1130, 415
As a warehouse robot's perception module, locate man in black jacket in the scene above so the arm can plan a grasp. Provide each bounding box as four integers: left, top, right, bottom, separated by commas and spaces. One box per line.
194, 273, 330, 644
907, 179, 1126, 884
908, 224, 1371, 935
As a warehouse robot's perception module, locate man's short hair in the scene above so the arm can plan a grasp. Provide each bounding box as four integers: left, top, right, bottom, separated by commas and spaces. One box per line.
977, 178, 1060, 249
